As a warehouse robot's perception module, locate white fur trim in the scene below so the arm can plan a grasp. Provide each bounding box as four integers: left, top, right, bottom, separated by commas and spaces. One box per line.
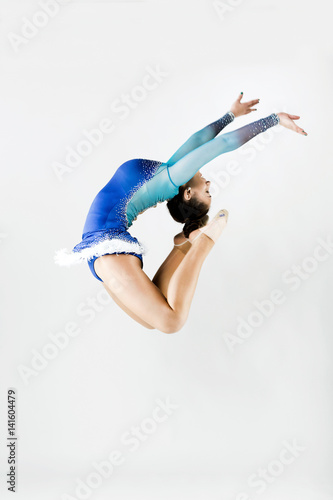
54, 238, 146, 267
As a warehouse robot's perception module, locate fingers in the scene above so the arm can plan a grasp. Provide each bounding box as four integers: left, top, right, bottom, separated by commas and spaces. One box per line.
234, 93, 261, 116
244, 98, 259, 113
294, 124, 308, 136
288, 115, 307, 135
246, 99, 259, 113
247, 99, 260, 106
237, 93, 259, 107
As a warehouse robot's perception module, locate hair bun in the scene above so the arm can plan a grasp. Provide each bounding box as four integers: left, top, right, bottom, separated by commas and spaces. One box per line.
183, 214, 209, 238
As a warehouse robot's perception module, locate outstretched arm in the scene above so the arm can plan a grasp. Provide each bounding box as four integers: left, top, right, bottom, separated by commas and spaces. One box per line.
168, 112, 307, 188
166, 93, 259, 165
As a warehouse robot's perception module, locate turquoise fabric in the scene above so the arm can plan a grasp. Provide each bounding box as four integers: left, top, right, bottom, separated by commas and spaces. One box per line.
125, 112, 279, 226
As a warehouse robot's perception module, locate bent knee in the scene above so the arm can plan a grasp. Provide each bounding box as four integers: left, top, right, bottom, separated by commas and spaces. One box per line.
157, 312, 186, 334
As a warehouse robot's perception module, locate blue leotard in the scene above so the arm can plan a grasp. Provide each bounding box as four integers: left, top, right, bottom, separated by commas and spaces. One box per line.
55, 112, 280, 281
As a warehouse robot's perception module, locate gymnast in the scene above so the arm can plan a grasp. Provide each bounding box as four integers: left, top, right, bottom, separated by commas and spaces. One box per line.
55, 93, 307, 333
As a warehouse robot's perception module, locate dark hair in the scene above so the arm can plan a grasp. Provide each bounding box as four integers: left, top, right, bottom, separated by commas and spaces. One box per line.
166, 184, 209, 238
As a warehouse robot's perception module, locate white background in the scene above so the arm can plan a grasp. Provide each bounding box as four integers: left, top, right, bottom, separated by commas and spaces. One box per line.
1, 0, 333, 499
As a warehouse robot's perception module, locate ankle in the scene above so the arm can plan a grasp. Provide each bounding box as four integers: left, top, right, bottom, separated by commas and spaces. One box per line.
190, 232, 215, 249
174, 240, 192, 255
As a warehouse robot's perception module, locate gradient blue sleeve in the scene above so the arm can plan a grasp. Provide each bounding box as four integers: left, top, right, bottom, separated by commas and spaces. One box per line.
166, 111, 235, 165
168, 113, 280, 187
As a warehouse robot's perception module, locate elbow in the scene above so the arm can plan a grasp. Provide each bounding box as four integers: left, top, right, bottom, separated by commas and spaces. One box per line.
224, 135, 240, 152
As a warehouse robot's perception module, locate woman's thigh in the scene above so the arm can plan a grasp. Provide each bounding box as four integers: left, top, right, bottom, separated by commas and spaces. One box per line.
101, 282, 155, 329
94, 254, 174, 331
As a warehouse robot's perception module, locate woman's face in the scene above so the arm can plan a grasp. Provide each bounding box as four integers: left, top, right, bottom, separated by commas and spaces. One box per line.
183, 171, 212, 208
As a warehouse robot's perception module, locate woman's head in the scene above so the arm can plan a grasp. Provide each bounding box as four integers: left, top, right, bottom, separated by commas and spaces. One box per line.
167, 172, 212, 238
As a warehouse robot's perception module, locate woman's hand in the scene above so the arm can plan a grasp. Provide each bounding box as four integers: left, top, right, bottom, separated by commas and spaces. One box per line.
230, 93, 259, 117
277, 112, 308, 136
